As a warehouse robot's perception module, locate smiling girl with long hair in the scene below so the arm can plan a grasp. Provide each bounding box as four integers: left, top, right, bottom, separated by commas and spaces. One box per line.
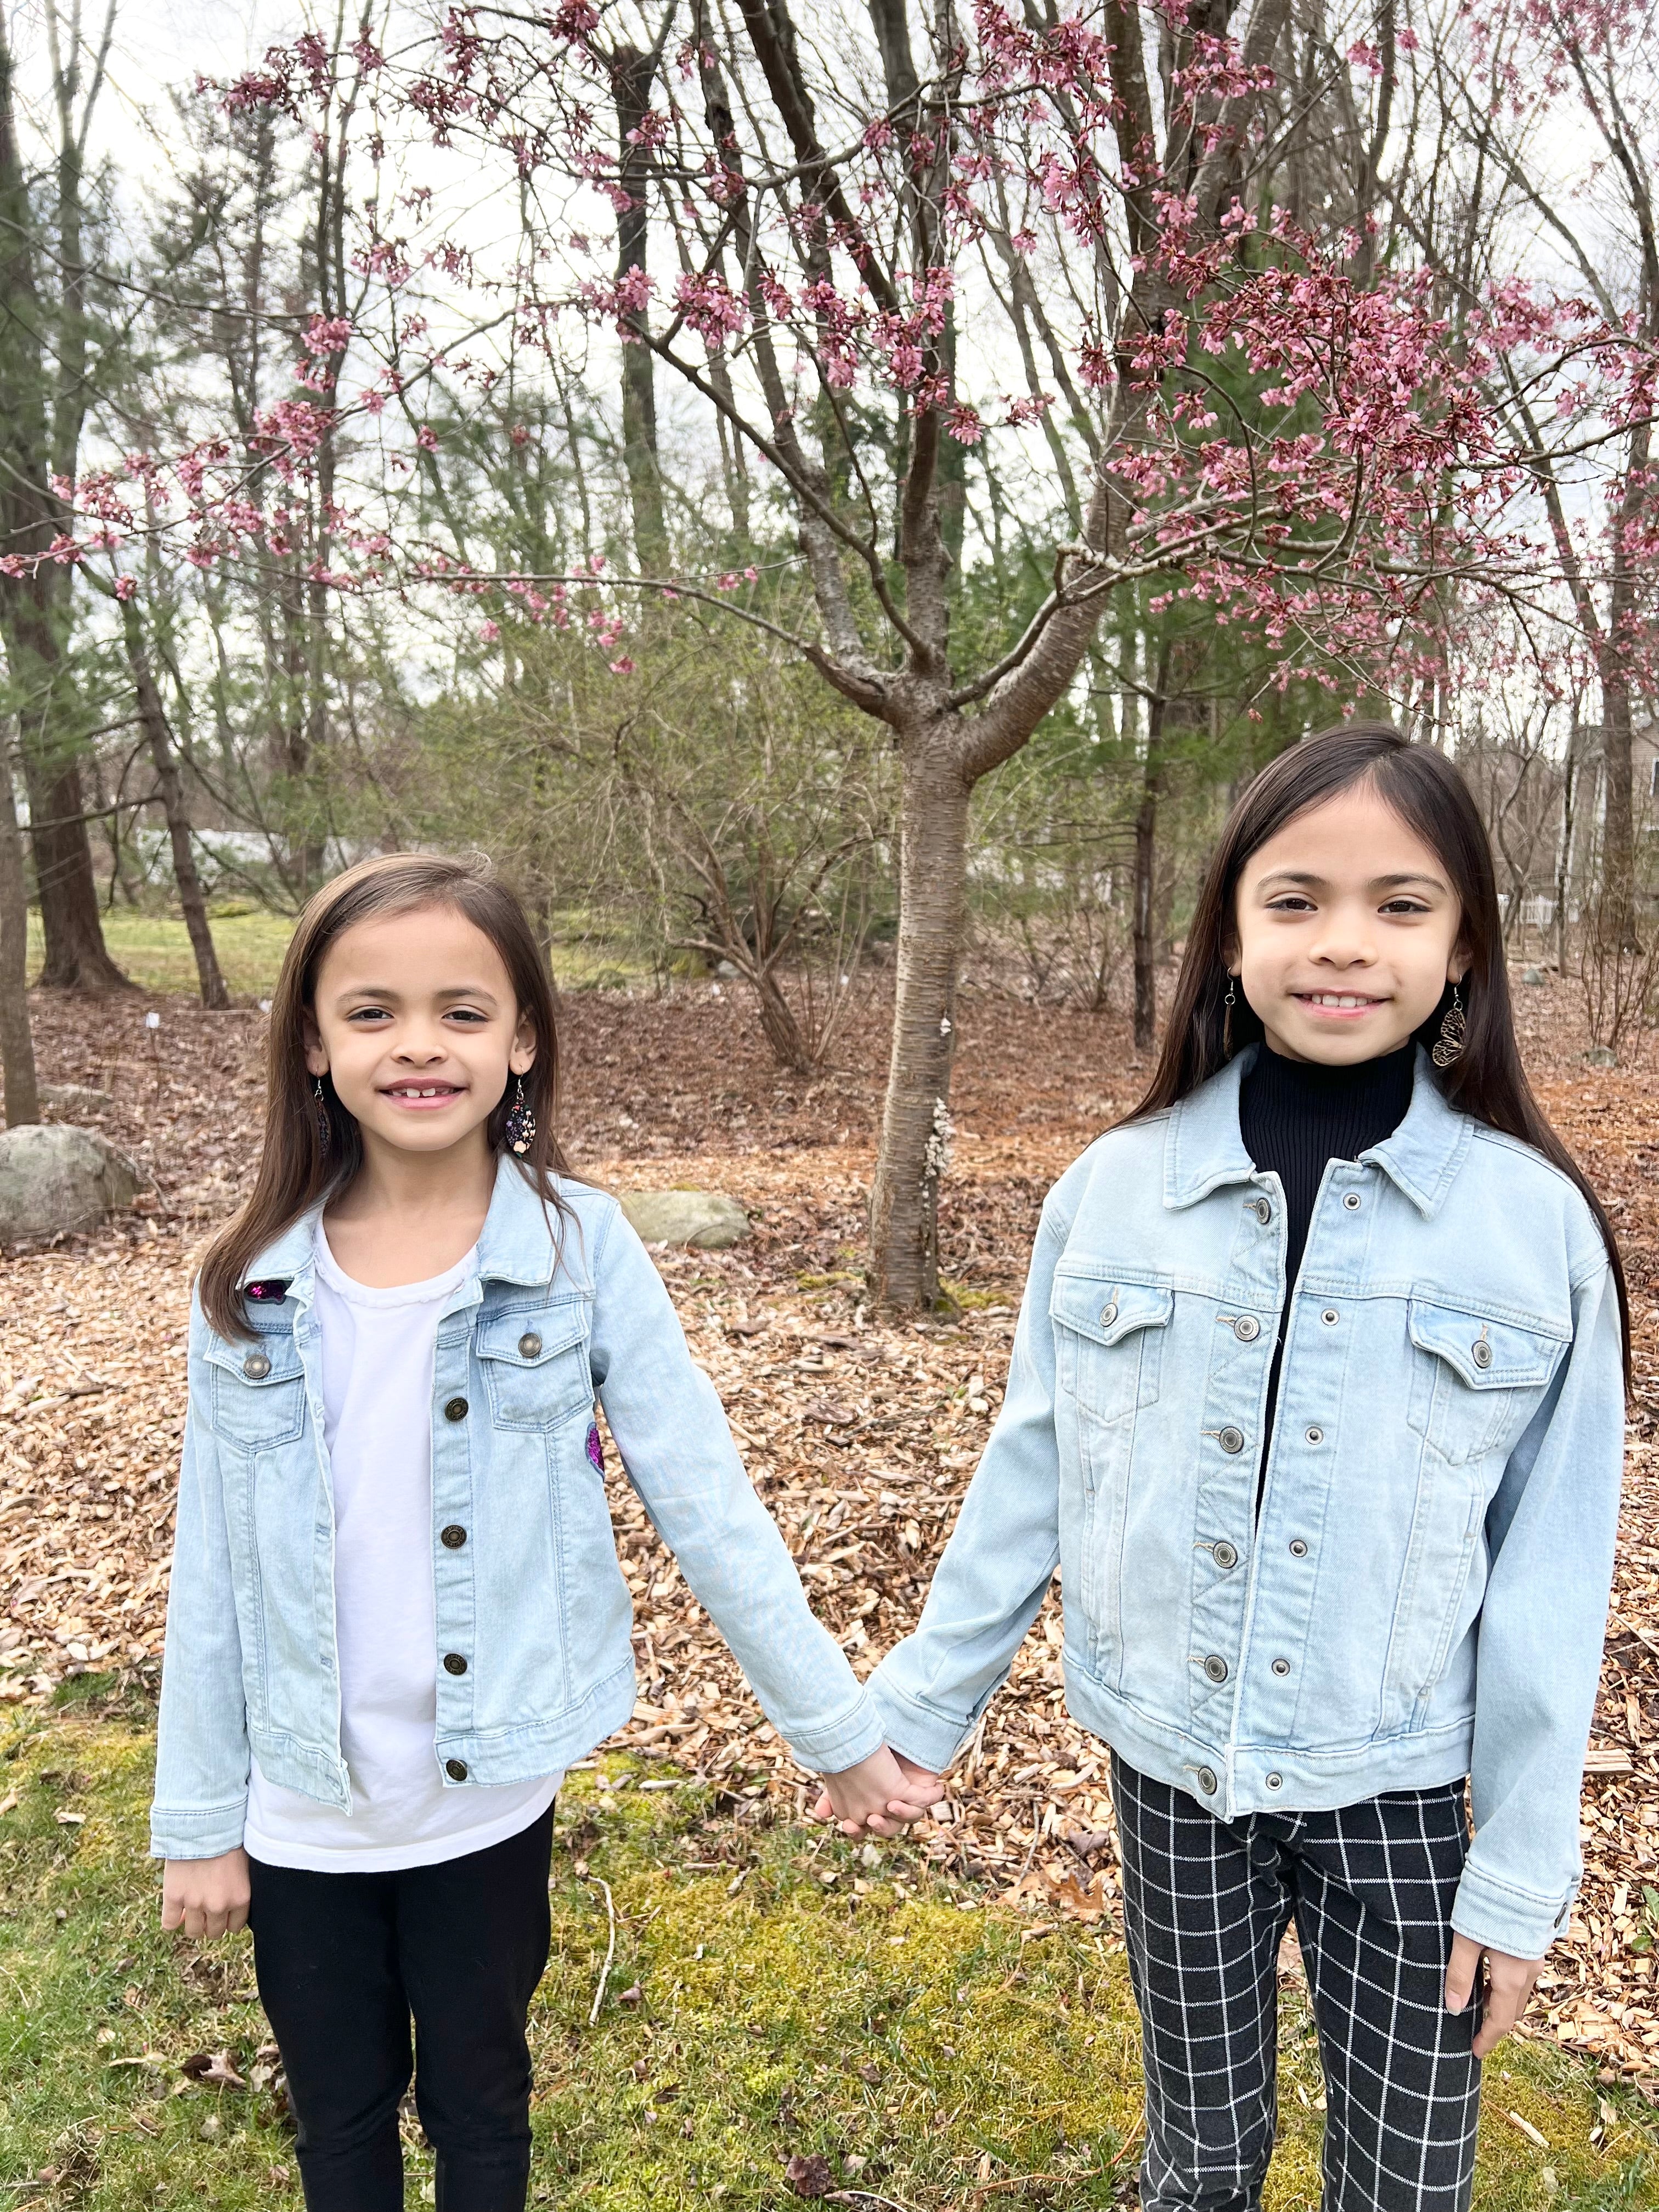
862, 726, 1628, 2211
151, 851, 913, 2212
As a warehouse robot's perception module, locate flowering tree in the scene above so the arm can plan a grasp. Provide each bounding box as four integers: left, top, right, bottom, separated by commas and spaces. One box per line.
443, 0, 1510, 1304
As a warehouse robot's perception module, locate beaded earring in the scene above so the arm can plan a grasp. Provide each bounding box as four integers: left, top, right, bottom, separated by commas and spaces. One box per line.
1223, 974, 1238, 1056
313, 1076, 330, 1146
504, 1075, 536, 1156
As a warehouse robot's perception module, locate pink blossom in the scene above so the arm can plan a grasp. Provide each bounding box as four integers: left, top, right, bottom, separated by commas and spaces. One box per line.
673, 269, 747, 347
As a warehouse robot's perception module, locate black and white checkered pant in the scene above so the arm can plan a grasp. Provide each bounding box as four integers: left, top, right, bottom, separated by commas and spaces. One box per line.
1111, 1753, 1481, 2211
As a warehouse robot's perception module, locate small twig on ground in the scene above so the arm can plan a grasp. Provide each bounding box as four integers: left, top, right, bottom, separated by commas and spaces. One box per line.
588, 1877, 617, 2026
830, 2190, 929, 2212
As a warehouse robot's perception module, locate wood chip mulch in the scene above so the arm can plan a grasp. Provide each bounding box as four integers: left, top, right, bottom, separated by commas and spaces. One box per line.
4, 969, 1658, 2087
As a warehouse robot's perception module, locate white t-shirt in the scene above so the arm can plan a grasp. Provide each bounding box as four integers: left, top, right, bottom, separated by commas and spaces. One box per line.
244, 1229, 561, 1871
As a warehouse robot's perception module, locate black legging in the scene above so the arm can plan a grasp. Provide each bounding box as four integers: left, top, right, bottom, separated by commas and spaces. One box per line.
247, 1804, 554, 2212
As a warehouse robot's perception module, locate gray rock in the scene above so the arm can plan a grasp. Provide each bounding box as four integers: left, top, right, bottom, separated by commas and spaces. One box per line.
620, 1189, 750, 1249
40, 1082, 113, 1113
1583, 1045, 1618, 1068
0, 1124, 146, 1242
1521, 966, 1548, 986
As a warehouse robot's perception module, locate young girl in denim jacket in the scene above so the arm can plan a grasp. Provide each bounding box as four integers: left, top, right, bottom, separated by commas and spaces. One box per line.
152, 853, 910, 2212
861, 727, 1629, 2211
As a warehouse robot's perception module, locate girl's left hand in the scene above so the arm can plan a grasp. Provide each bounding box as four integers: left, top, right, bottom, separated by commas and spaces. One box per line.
1444, 1934, 1543, 2057
815, 1747, 940, 1837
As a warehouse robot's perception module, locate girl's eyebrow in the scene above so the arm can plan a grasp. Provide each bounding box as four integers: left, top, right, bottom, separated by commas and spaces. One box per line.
333, 983, 503, 1004
1252, 868, 1448, 893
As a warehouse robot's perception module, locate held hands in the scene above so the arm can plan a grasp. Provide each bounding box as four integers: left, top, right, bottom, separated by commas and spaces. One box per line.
161, 1849, 251, 1942
814, 1748, 950, 1837
1444, 1933, 1543, 2058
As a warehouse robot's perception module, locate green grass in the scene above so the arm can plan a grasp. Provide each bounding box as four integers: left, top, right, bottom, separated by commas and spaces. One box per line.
24, 908, 651, 1001
26, 910, 296, 1000
1, 1701, 1654, 2209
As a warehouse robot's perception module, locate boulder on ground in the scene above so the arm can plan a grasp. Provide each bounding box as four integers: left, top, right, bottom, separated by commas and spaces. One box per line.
620, 1189, 750, 1249
1521, 966, 1548, 986
0, 1124, 146, 1242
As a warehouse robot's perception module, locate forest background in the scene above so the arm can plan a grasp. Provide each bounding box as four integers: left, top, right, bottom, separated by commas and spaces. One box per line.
6, 0, 1659, 2202
1, 0, 1658, 1301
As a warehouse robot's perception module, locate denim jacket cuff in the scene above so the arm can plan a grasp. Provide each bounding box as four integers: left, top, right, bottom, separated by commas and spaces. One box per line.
1450, 1862, 1576, 1962
863, 1673, 975, 1776
149, 1796, 248, 1862
783, 1685, 888, 1775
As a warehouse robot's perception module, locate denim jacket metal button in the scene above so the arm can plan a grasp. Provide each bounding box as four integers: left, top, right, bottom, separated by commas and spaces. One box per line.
867, 1047, 1625, 1961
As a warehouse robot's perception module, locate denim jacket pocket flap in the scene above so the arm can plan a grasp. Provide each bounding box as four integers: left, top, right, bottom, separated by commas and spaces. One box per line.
202, 1329, 307, 1445
201, 1330, 304, 1387
1407, 1299, 1565, 1391
1051, 1273, 1174, 1350
476, 1301, 592, 1429
476, 1304, 588, 1368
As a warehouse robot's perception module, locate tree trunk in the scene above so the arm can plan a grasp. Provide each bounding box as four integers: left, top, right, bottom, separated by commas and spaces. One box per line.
0, 746, 40, 1125
1600, 656, 1638, 952
123, 601, 229, 1008
1132, 672, 1171, 1053
1555, 730, 1579, 973
611, 42, 668, 572
753, 962, 812, 1073
0, 20, 126, 994
867, 741, 970, 1310
20, 733, 130, 991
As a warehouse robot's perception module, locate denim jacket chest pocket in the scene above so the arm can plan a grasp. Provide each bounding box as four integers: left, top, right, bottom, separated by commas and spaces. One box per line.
1404, 1298, 1567, 1465
203, 1328, 307, 1449
475, 1300, 593, 1430
1050, 1272, 1174, 1423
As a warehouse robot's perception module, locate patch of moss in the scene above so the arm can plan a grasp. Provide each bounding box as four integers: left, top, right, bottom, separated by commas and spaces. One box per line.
935, 1278, 1014, 1312
1, 1717, 1654, 2210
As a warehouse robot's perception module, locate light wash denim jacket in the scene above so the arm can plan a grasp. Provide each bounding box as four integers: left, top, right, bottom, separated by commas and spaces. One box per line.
868, 1049, 1625, 1959
150, 1161, 884, 1859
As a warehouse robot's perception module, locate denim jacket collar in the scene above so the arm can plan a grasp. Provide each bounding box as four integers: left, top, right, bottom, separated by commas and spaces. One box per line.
1164, 1044, 1474, 1220
238, 1156, 569, 1301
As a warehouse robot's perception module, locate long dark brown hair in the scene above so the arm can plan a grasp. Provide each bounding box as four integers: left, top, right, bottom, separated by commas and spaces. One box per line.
1126, 722, 1630, 1383
199, 853, 572, 1340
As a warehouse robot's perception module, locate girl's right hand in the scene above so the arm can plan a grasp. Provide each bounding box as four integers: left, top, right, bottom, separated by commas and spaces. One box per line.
885, 1752, 947, 1822
161, 1849, 251, 1941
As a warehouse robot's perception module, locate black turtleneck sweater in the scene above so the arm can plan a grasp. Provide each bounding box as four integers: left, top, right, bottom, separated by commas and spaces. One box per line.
1239, 1039, 1416, 1469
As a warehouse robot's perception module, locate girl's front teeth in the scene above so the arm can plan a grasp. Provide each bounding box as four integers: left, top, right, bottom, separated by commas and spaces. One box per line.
1305, 994, 1376, 1008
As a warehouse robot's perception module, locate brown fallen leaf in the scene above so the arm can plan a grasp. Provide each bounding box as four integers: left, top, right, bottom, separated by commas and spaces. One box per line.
785, 2153, 835, 2198
800, 1401, 862, 1430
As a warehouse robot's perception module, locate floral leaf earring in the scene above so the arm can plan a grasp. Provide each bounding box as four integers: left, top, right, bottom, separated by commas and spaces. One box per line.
1223, 974, 1237, 1057
313, 1076, 330, 1146
504, 1075, 536, 1156
1431, 983, 1466, 1068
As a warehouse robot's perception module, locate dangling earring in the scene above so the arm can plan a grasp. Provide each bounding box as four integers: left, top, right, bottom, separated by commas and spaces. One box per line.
1223, 974, 1238, 1056
1431, 983, 1466, 1068
504, 1075, 536, 1156
313, 1075, 330, 1146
